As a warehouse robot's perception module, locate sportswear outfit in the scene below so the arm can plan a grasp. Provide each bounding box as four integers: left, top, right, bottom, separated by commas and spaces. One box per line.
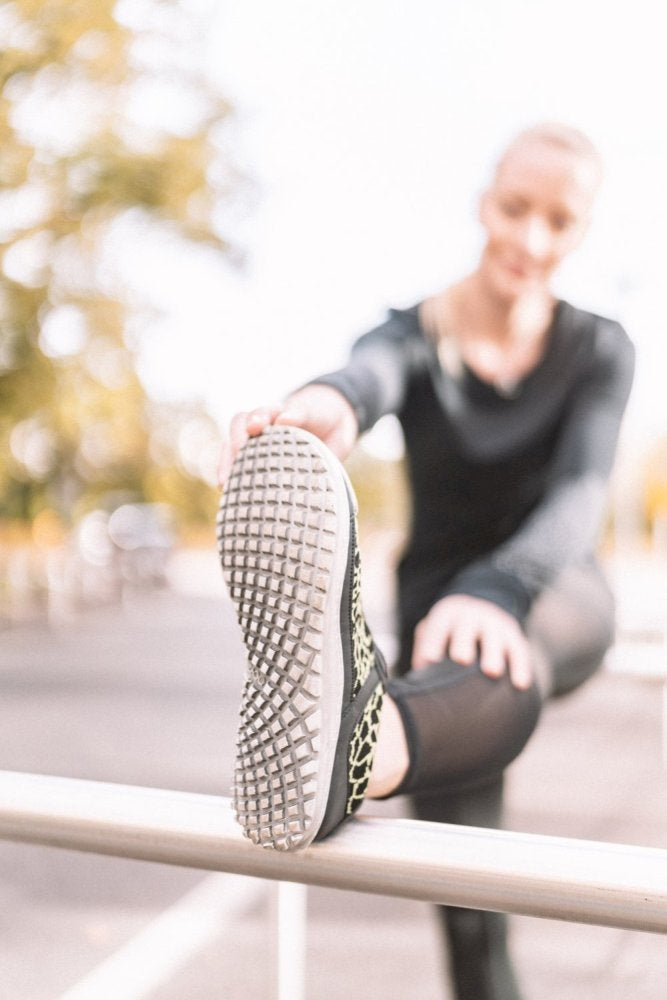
306, 298, 635, 1000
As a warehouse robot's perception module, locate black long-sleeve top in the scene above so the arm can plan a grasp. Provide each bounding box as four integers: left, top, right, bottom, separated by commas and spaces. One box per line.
310, 300, 635, 627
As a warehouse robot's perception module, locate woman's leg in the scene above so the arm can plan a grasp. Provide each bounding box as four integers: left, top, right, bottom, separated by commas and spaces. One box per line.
378, 560, 615, 798
363, 639, 538, 1000
383, 559, 615, 1000
374, 650, 537, 1000
383, 655, 541, 798
415, 779, 522, 1000
526, 559, 615, 698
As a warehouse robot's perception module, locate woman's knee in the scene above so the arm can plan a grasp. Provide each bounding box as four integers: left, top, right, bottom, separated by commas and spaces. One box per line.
387, 658, 542, 797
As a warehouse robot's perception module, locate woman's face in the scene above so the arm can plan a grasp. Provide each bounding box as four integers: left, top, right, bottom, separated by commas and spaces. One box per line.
478, 140, 600, 301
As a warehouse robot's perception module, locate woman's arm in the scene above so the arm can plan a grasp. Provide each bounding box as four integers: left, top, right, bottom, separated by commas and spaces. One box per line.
307, 308, 423, 433
219, 309, 421, 486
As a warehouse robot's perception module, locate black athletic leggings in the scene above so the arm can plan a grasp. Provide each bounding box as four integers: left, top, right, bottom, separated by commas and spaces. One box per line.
385, 561, 615, 1000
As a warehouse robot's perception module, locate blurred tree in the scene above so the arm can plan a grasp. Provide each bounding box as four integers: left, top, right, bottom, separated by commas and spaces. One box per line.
0, 0, 239, 527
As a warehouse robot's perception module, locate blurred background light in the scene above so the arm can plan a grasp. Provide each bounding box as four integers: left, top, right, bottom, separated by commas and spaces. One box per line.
39, 304, 89, 359
2, 229, 53, 286
9, 63, 107, 157
9, 418, 57, 481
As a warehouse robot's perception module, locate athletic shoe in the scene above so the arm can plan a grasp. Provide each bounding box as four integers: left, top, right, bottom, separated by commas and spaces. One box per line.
216, 425, 386, 851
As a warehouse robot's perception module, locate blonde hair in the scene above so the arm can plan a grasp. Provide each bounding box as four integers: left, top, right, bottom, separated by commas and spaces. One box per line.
494, 122, 603, 186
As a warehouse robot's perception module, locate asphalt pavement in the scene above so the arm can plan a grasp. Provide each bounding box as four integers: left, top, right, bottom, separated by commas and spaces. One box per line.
0, 547, 665, 1000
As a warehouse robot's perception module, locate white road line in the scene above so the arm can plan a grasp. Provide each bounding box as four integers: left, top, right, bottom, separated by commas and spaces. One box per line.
58, 873, 267, 1000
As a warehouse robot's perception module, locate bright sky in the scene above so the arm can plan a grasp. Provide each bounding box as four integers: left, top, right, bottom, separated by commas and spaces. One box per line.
132, 0, 667, 452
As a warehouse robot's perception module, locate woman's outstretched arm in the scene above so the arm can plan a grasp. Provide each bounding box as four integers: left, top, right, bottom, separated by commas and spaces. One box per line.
219, 309, 421, 486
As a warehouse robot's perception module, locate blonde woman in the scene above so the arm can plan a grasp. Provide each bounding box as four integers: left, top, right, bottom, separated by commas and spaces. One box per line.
218, 123, 634, 1000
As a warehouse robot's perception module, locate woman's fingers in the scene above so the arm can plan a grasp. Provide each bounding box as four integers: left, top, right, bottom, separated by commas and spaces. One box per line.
477, 630, 506, 678
505, 632, 533, 690
273, 403, 306, 427
246, 406, 280, 434
411, 595, 533, 690
411, 616, 451, 670
478, 622, 532, 689
219, 387, 360, 489
447, 619, 478, 666
218, 407, 283, 488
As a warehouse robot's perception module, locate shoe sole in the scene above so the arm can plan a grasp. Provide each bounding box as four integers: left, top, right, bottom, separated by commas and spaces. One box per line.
217, 426, 354, 851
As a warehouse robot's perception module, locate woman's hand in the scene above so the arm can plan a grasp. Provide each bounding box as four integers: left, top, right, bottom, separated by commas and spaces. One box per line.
218, 384, 359, 488
412, 594, 532, 690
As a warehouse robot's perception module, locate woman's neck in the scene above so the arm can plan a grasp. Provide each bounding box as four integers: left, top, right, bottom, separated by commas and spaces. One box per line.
455, 271, 556, 347
419, 272, 558, 391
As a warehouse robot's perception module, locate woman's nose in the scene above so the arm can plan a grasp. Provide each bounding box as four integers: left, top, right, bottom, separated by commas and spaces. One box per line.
516, 216, 552, 259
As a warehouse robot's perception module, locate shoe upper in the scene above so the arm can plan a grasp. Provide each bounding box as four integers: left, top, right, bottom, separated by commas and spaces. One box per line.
315, 506, 387, 841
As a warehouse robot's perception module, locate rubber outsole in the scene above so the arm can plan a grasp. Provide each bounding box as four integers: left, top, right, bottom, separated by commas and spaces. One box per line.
217, 427, 352, 851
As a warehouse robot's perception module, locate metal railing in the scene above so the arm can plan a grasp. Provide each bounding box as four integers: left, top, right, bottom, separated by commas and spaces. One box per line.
1, 769, 666, 934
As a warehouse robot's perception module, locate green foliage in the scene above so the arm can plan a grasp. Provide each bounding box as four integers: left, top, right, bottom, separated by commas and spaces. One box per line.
0, 0, 234, 528
346, 445, 410, 537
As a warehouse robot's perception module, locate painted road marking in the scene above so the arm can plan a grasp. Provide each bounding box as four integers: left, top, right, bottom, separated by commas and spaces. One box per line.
58, 873, 266, 1000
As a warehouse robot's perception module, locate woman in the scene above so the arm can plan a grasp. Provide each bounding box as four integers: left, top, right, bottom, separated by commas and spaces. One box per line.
218, 122, 635, 1000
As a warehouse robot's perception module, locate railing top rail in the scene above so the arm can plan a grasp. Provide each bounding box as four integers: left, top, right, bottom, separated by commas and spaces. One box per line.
1, 769, 666, 934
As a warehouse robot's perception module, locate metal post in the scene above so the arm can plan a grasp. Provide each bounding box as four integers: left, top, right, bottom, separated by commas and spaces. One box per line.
1, 770, 667, 933
272, 882, 307, 1000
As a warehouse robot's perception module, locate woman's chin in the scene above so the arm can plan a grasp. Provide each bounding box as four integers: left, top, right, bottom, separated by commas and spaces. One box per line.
487, 266, 543, 302
487, 274, 526, 303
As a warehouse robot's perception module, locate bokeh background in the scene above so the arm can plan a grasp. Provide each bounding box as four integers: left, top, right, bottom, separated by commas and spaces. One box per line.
1, 3, 666, 999
2, 0, 667, 604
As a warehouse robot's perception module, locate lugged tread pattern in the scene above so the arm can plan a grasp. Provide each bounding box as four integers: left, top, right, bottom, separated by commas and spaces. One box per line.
217, 428, 339, 850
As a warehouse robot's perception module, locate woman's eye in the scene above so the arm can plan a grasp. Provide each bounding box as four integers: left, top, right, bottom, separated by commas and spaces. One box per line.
551, 214, 572, 232
500, 201, 524, 217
